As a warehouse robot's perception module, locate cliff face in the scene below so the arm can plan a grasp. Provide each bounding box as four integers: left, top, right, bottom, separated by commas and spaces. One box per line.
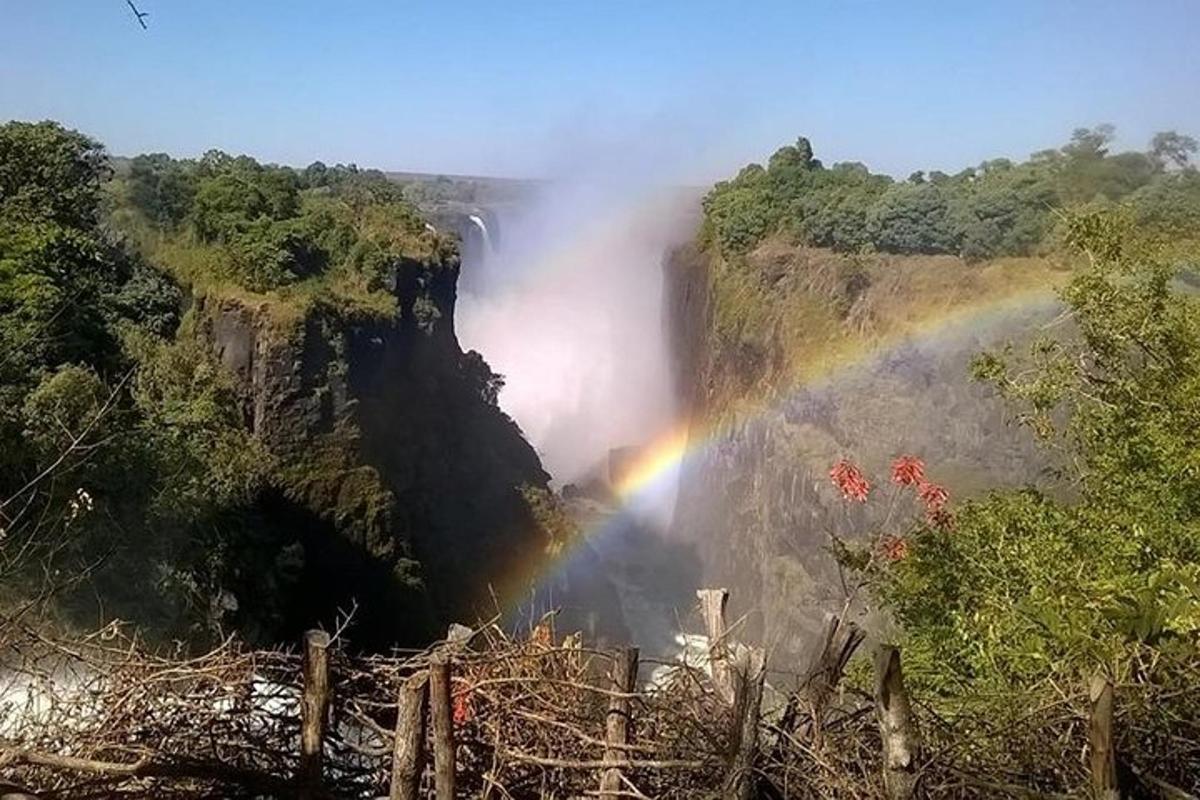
664, 240, 1062, 655
195, 255, 552, 648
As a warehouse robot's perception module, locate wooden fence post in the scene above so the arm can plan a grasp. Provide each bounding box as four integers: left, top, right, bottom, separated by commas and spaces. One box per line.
389, 672, 429, 800
429, 651, 456, 800
773, 612, 864, 758
299, 629, 331, 800
874, 645, 919, 800
599, 647, 640, 797
723, 647, 766, 800
1088, 675, 1119, 800
697, 588, 734, 704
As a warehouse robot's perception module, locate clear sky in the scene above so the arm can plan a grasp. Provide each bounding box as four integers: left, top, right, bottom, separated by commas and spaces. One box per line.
2, 1, 1198, 182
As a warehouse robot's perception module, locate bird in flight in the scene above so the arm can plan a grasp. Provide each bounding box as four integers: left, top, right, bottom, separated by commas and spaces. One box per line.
126, 0, 149, 29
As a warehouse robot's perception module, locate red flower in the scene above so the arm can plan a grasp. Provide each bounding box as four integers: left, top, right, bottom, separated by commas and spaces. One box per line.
830, 459, 871, 502
452, 681, 474, 725
452, 694, 473, 725
890, 456, 926, 487
916, 480, 949, 512
879, 534, 909, 562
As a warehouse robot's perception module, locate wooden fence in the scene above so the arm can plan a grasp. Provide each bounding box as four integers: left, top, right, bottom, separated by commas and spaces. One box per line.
286, 588, 1126, 800
0, 587, 1183, 799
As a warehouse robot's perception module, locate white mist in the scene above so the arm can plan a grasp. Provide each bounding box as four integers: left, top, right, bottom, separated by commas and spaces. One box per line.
458, 182, 690, 483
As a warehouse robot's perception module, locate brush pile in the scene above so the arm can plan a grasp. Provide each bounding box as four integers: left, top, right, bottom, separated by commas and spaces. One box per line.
0, 614, 1197, 799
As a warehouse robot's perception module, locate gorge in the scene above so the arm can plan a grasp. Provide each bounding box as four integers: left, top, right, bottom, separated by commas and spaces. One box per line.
5, 120, 1198, 667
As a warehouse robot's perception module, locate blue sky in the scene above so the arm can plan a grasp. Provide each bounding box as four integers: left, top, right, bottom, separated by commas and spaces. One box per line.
2, 1, 1198, 182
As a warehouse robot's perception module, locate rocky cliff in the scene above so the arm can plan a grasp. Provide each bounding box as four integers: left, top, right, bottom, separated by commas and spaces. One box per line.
194, 253, 555, 648
664, 238, 1065, 655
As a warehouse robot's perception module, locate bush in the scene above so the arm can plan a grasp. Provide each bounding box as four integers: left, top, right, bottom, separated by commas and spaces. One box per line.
867, 183, 958, 254
865, 210, 1200, 700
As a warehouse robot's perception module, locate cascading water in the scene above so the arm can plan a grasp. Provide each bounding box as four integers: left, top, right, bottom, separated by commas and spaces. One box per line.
467, 214, 495, 257
454, 182, 702, 649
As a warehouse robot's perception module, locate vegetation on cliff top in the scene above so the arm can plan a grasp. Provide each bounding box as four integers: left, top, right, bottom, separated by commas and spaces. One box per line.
691, 127, 1200, 423
703, 125, 1200, 260
1, 120, 551, 650
108, 148, 459, 327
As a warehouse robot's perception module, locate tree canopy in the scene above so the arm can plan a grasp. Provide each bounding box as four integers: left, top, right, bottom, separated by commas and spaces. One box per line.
703, 125, 1200, 261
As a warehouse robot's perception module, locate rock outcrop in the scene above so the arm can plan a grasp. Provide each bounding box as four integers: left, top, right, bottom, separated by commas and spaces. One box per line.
193, 254, 554, 648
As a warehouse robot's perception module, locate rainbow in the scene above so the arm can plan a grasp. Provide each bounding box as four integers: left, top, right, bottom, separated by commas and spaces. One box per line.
615, 286, 1060, 495
495, 279, 1064, 623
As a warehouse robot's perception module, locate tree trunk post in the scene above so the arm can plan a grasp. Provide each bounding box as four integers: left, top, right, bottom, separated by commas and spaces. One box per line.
389, 672, 429, 800
773, 612, 864, 760
808, 612, 864, 748
429, 651, 456, 800
697, 588, 734, 704
723, 647, 766, 800
599, 646, 639, 797
1088, 675, 1119, 800
299, 629, 331, 800
874, 645, 919, 800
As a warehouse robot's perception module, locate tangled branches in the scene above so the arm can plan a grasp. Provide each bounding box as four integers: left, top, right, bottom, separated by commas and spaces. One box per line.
1, 615, 1197, 799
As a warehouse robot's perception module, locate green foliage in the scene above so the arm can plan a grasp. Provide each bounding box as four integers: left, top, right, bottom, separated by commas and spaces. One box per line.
519, 484, 578, 557
1129, 170, 1200, 244
702, 125, 1200, 261
274, 417, 399, 563
867, 183, 957, 254
872, 209, 1200, 698
0, 121, 109, 228
116, 149, 450, 303
127, 332, 273, 517
0, 120, 285, 644
20, 364, 109, 459
127, 153, 197, 227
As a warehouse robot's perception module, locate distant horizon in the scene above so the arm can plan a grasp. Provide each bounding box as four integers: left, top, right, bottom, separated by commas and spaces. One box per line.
59, 120, 1196, 190
4, 1, 1199, 184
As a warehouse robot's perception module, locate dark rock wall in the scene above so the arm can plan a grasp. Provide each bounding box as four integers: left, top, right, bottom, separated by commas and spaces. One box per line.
194, 255, 552, 648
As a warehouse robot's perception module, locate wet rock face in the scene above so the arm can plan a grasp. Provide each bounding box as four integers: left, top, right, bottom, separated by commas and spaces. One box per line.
664, 245, 1056, 658
193, 256, 553, 649
203, 300, 345, 449
662, 241, 711, 420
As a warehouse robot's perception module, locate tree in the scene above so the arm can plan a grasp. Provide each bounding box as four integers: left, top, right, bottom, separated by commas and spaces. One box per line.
0, 121, 109, 228
1149, 130, 1199, 171
867, 183, 958, 254
1061, 124, 1116, 160
1130, 170, 1200, 240
0, 120, 278, 645
128, 153, 197, 226
767, 137, 816, 172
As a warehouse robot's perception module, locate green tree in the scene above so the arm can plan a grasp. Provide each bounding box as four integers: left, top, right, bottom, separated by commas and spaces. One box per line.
1060, 123, 1116, 160
875, 209, 1200, 696
0, 121, 109, 228
1149, 130, 1199, 171
128, 153, 197, 226
868, 183, 958, 254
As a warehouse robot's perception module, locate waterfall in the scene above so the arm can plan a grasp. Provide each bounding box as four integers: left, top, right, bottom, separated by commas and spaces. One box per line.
468, 214, 495, 256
